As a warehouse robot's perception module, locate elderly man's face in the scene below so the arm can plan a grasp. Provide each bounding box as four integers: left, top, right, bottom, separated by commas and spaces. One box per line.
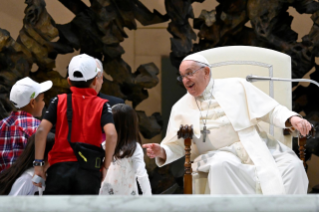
95, 72, 103, 93
179, 60, 210, 97
95, 60, 104, 93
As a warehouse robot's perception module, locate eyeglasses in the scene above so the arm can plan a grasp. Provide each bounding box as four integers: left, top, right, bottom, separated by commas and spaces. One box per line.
177, 66, 205, 82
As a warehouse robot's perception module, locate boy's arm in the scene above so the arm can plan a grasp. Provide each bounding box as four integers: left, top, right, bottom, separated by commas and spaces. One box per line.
33, 120, 52, 187
102, 123, 117, 182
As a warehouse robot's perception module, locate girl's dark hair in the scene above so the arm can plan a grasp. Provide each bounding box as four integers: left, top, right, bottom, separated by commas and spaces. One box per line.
0, 132, 55, 195
112, 104, 141, 160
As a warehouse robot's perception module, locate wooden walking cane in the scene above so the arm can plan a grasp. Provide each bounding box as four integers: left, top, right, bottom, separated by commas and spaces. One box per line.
285, 124, 316, 168
177, 125, 193, 194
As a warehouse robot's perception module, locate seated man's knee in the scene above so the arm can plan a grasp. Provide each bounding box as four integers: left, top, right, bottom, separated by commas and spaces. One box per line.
284, 155, 304, 173
209, 159, 232, 173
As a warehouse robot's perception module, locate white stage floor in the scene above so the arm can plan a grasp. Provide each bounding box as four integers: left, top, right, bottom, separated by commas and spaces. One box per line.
0, 195, 318, 212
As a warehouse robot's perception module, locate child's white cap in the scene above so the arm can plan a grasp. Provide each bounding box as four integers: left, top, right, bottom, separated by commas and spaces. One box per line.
68, 54, 101, 81
10, 77, 53, 109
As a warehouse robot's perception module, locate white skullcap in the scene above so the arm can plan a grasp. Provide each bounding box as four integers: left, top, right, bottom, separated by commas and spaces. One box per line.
182, 54, 210, 67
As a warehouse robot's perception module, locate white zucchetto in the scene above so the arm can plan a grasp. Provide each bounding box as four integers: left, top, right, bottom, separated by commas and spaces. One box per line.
182, 54, 210, 67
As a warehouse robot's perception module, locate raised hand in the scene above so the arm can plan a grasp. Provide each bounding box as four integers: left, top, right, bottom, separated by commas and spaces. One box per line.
142, 143, 166, 160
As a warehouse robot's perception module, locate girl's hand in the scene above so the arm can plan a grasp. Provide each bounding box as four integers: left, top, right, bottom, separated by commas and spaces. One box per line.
142, 143, 166, 160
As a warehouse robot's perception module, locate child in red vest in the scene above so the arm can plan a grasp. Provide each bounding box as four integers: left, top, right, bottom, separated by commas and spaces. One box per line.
33, 54, 117, 194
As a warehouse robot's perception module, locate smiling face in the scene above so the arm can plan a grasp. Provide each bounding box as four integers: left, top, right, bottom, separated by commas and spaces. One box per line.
179, 60, 211, 97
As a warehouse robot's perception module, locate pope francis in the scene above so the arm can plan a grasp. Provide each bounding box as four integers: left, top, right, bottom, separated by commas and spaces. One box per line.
143, 54, 312, 195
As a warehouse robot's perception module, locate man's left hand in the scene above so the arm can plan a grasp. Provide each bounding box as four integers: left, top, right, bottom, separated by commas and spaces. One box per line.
289, 116, 312, 137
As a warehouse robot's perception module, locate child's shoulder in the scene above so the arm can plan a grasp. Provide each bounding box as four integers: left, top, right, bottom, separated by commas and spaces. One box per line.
0, 114, 11, 124
132, 142, 143, 156
56, 93, 67, 100
1, 111, 39, 127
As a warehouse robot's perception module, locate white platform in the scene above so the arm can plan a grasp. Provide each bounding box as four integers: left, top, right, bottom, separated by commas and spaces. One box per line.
0, 195, 318, 212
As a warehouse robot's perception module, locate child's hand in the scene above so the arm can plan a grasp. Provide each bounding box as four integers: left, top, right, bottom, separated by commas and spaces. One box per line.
32, 166, 46, 188
142, 143, 166, 160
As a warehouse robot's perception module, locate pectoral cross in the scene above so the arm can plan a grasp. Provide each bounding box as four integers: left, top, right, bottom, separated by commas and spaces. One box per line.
201, 125, 210, 142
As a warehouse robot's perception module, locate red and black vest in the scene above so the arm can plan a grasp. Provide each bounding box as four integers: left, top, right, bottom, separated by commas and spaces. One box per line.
48, 87, 108, 166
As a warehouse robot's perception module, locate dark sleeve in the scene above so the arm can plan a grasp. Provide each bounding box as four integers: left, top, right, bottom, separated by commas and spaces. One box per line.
98, 92, 124, 107
101, 102, 114, 129
43, 97, 58, 125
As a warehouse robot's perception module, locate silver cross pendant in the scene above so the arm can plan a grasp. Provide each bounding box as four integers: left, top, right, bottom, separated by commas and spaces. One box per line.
201, 125, 210, 142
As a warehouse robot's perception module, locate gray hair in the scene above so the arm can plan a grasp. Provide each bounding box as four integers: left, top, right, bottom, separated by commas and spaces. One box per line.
95, 58, 103, 70
194, 61, 212, 78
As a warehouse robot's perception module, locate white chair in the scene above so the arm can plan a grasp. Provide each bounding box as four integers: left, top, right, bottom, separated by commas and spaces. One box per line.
185, 46, 294, 194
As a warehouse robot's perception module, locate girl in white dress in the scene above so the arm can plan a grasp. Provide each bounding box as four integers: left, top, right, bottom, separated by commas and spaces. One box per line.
0, 132, 55, 195
100, 104, 152, 195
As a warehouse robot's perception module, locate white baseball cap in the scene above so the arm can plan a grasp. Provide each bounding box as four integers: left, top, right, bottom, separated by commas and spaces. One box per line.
68, 54, 101, 81
10, 77, 53, 109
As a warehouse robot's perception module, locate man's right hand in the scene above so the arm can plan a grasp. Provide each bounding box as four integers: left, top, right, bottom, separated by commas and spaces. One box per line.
142, 143, 166, 160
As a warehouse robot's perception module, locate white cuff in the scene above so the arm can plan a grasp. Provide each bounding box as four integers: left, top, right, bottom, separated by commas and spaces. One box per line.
155, 145, 177, 167
271, 105, 300, 128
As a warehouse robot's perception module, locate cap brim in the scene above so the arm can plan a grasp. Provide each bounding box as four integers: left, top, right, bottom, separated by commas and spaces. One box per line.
39, 80, 53, 93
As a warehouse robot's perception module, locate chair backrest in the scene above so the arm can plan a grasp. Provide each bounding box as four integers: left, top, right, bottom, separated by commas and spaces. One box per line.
197, 46, 292, 148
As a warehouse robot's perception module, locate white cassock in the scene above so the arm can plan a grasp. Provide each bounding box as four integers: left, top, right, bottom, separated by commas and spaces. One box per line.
156, 77, 308, 194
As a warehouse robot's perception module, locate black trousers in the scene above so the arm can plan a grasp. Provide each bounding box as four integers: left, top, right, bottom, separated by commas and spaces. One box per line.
44, 162, 101, 195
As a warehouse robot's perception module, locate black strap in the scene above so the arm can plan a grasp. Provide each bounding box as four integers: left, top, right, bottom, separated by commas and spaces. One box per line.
66, 94, 73, 145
